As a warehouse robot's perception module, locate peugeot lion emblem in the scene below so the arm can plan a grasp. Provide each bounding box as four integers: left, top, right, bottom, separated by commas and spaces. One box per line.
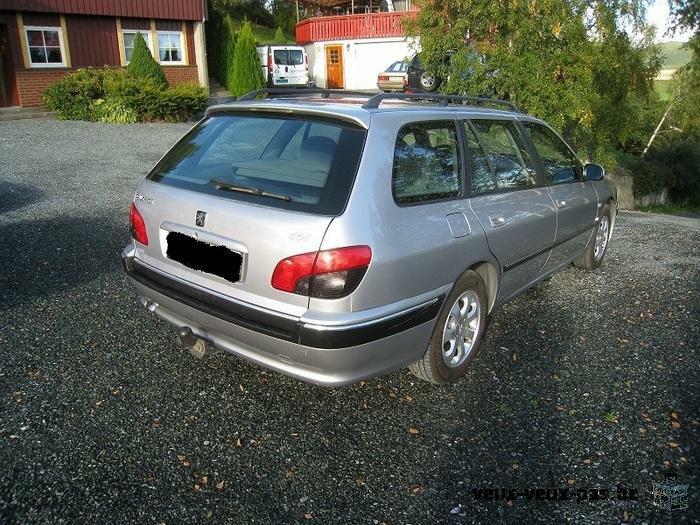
195, 210, 207, 227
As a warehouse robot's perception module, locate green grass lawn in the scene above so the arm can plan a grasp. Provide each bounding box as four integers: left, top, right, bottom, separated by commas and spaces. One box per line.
654, 79, 674, 101
637, 203, 700, 215
230, 21, 296, 45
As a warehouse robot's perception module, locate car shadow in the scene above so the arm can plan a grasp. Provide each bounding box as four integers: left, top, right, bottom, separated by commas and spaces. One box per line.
0, 180, 45, 213
0, 214, 128, 308
119, 280, 574, 523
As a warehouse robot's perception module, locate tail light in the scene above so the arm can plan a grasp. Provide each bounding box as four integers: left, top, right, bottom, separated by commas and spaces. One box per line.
305, 54, 308, 71
378, 75, 389, 81
268, 52, 273, 71
403, 77, 408, 86
129, 203, 148, 245
271, 246, 372, 299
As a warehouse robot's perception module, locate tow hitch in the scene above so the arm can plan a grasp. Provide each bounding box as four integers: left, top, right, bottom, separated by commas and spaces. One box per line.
175, 326, 220, 359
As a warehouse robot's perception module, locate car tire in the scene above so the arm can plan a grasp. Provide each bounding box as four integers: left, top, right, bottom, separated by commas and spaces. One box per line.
409, 270, 487, 384
573, 205, 611, 270
419, 72, 440, 92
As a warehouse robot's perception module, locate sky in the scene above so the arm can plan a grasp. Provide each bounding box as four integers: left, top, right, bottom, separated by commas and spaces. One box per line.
647, 0, 694, 42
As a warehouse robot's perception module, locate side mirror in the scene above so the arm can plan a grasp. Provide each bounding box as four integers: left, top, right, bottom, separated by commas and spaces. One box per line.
584, 163, 605, 181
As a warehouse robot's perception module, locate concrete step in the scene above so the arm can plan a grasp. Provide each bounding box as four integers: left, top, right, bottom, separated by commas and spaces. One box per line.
0, 107, 57, 121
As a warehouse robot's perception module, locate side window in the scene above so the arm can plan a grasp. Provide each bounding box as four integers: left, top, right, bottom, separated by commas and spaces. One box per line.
392, 121, 461, 204
464, 123, 496, 195
470, 119, 537, 190
522, 121, 582, 184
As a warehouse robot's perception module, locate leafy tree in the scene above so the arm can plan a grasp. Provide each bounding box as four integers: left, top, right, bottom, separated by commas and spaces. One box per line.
229, 21, 265, 97
590, 27, 662, 153
273, 26, 286, 44
668, 0, 700, 34
665, 0, 700, 142
127, 32, 168, 88
209, 0, 274, 26
271, 0, 297, 36
409, 0, 660, 154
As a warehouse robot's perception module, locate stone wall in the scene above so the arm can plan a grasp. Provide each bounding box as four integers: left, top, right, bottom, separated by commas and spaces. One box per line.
607, 168, 669, 210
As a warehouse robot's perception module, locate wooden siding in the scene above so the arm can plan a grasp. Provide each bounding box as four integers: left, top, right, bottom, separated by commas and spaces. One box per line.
185, 21, 196, 66
296, 11, 415, 45
0, 11, 23, 66
0, 1, 205, 21
0, 12, 21, 105
121, 17, 149, 30
65, 15, 120, 67
156, 20, 181, 31
23, 12, 61, 26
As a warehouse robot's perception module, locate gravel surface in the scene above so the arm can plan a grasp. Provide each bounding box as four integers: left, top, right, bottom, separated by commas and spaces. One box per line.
0, 119, 698, 524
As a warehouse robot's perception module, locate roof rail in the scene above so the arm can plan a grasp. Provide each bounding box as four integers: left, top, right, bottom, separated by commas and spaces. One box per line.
361, 92, 519, 112
237, 88, 374, 101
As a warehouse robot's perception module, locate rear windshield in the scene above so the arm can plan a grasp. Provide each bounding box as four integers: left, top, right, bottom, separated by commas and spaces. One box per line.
148, 113, 366, 215
274, 49, 304, 66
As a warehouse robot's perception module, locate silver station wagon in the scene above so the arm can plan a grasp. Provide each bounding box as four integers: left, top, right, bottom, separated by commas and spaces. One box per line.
122, 90, 617, 386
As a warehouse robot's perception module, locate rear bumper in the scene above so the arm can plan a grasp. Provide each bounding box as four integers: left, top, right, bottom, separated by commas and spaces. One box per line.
122, 249, 443, 385
377, 80, 405, 91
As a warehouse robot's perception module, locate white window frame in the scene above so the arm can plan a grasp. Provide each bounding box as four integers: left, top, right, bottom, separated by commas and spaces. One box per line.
156, 30, 185, 65
122, 29, 154, 64
24, 25, 67, 68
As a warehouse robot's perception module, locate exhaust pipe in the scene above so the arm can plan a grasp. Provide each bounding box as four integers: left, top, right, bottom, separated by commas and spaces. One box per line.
175, 327, 219, 359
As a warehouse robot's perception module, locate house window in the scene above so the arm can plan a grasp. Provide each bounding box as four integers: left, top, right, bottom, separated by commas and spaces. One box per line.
157, 31, 184, 64
122, 30, 153, 63
25, 26, 66, 67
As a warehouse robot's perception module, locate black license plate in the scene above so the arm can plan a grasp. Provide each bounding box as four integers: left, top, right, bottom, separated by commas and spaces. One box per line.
166, 231, 242, 283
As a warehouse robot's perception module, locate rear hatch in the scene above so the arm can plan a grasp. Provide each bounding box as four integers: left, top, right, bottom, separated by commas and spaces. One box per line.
270, 46, 307, 85
132, 111, 366, 317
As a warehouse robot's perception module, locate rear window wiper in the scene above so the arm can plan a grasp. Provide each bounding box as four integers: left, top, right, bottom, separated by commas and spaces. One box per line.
210, 179, 292, 202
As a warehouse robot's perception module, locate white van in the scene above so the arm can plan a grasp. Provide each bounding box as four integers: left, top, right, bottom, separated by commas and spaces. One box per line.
257, 45, 309, 88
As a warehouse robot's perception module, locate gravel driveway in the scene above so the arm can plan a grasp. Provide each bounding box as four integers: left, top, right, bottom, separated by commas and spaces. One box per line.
0, 119, 698, 524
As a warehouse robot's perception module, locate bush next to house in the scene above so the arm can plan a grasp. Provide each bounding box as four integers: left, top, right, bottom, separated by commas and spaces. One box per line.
43, 68, 207, 123
273, 26, 286, 44
229, 21, 265, 97
43, 68, 108, 121
127, 32, 168, 88
648, 140, 700, 205
205, 9, 238, 91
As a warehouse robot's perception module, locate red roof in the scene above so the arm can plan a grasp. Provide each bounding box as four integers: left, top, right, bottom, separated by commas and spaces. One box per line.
1, 0, 206, 21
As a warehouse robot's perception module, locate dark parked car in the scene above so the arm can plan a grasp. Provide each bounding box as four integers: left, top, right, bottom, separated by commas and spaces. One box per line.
408, 51, 498, 94
407, 53, 442, 92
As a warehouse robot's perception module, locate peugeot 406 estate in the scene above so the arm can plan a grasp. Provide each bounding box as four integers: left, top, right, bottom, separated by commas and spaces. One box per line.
122, 90, 617, 386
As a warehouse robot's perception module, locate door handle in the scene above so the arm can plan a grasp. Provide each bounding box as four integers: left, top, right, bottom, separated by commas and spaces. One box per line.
556, 200, 567, 208
490, 216, 507, 228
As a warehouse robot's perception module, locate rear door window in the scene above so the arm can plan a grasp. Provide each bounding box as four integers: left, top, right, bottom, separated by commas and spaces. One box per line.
470, 119, 537, 191
392, 121, 462, 204
522, 121, 582, 184
464, 123, 496, 195
148, 114, 366, 215
273, 49, 304, 66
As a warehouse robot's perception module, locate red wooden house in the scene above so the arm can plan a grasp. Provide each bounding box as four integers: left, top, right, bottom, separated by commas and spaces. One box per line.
0, 0, 208, 108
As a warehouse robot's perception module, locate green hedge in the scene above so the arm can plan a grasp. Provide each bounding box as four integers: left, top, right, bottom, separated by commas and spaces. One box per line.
615, 142, 700, 204
43, 68, 207, 123
229, 21, 265, 97
127, 32, 168, 88
648, 140, 700, 205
